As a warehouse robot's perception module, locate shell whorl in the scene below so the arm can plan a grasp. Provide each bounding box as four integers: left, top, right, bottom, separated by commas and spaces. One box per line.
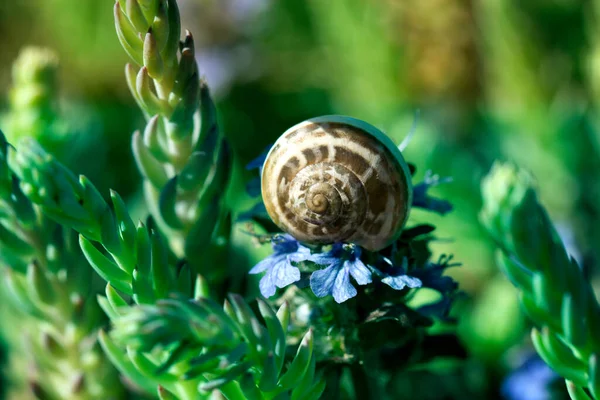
261, 115, 412, 251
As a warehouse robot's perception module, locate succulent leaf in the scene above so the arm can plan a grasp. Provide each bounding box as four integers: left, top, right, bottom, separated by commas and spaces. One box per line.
481, 162, 600, 398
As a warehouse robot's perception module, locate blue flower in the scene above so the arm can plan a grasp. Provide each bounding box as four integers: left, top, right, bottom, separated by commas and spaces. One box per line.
381, 255, 458, 320
417, 297, 455, 320
245, 150, 266, 197
380, 257, 422, 290
412, 264, 458, 293
240, 145, 272, 220
412, 171, 453, 215
249, 234, 312, 298
381, 274, 422, 290
412, 255, 459, 294
308, 244, 373, 303
245, 145, 272, 175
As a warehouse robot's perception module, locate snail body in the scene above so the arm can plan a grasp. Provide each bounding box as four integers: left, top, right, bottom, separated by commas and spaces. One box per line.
261, 115, 412, 252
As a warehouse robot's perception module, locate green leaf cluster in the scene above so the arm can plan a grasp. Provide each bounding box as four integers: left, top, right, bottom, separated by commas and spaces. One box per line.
481, 162, 600, 399
8, 135, 324, 399
0, 1, 465, 398
0, 130, 124, 400
111, 294, 324, 400
115, 0, 231, 280
3, 47, 59, 144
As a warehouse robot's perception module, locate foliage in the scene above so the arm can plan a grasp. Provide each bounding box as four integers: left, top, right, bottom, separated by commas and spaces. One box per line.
0, 46, 122, 400
481, 162, 600, 399
112, 294, 324, 400
1, 0, 599, 399
114, 0, 232, 284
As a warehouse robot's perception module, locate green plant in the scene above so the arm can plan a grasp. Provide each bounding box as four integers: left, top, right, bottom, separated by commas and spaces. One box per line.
0, 1, 465, 399
114, 0, 231, 283
481, 162, 600, 399
0, 46, 123, 400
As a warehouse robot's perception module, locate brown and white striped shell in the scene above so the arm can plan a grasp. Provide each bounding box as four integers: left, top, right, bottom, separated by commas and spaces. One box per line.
261, 115, 413, 251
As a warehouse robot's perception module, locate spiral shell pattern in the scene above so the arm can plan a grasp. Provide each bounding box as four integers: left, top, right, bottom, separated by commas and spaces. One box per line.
261, 116, 412, 251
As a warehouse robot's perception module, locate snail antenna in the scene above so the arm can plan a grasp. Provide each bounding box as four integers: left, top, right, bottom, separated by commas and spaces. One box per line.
399, 109, 420, 151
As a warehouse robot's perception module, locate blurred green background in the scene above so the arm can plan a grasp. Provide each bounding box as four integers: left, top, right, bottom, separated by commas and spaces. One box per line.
1, 0, 599, 398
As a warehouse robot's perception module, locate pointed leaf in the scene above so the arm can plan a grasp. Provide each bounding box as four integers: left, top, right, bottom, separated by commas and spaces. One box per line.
98, 295, 120, 322
80, 235, 132, 295
133, 130, 169, 189
278, 329, 314, 390
566, 381, 592, 400
562, 293, 586, 347
114, 3, 144, 65
199, 361, 252, 391
531, 329, 587, 387
98, 331, 157, 394
143, 31, 163, 79
158, 176, 183, 229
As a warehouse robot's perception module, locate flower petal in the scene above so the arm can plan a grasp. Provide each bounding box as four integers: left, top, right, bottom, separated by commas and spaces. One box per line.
417, 297, 453, 319
273, 257, 301, 288
246, 146, 271, 170
382, 275, 422, 290
305, 252, 336, 266
309, 263, 340, 298
413, 265, 458, 293
332, 266, 357, 303
346, 259, 372, 285
249, 256, 277, 274
289, 245, 313, 262
412, 172, 453, 215
255, 256, 300, 298
272, 234, 299, 253
258, 271, 276, 298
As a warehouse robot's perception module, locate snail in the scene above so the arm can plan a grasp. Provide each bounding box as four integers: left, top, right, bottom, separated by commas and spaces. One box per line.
261, 115, 413, 252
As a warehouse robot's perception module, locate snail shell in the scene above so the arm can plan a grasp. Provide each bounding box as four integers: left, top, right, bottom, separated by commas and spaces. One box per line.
261, 115, 412, 251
